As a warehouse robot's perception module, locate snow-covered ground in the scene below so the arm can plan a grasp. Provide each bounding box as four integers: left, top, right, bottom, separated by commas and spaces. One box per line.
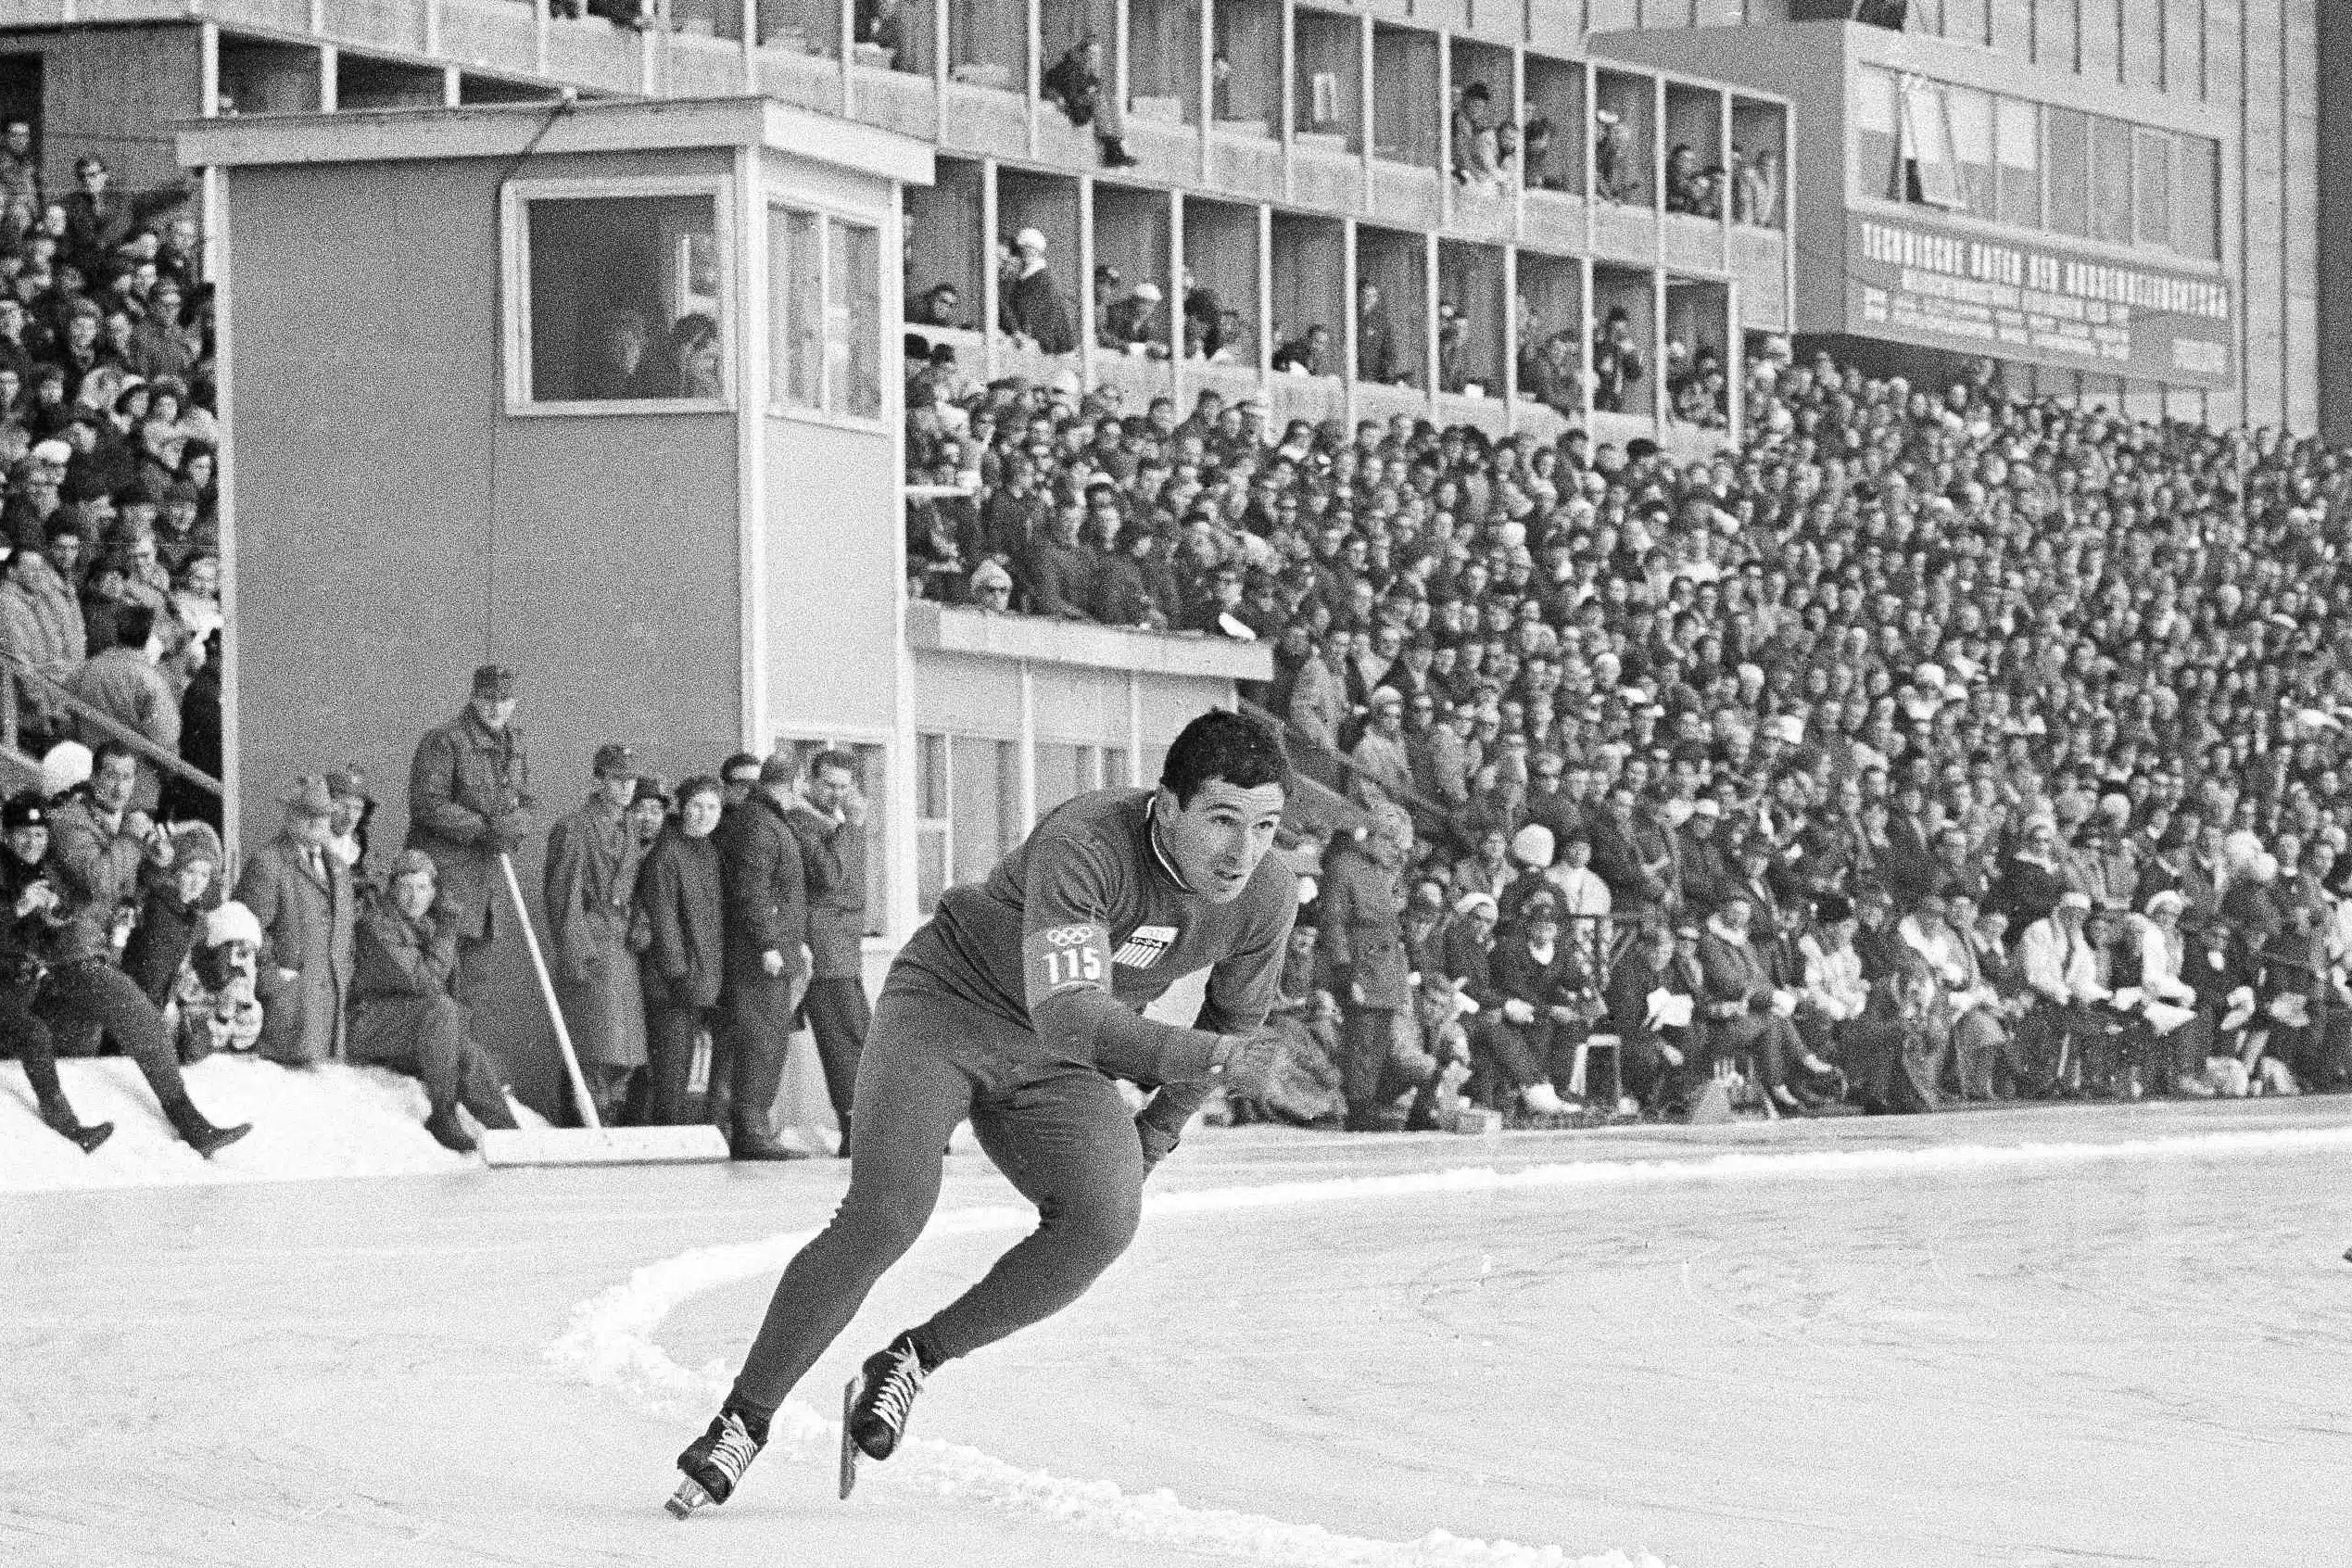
5, 1094, 2349, 1568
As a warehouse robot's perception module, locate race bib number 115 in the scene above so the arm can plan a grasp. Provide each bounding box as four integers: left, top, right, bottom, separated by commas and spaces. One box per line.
1027, 922, 1112, 995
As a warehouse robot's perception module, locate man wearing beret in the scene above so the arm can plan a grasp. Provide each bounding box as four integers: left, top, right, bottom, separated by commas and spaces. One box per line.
406, 664, 535, 981
235, 775, 357, 1067
544, 743, 648, 1123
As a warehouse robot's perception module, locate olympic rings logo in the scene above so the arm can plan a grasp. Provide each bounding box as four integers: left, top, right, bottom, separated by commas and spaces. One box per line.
1040, 925, 1098, 948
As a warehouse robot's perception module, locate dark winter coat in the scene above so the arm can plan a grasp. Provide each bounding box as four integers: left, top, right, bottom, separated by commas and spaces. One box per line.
1317, 841, 1409, 1010
543, 796, 646, 1069
348, 891, 472, 1068
784, 802, 867, 980
716, 791, 809, 989
635, 823, 726, 1009
405, 708, 535, 941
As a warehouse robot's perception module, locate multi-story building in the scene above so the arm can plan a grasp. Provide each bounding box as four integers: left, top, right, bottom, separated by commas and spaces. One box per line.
0, 1, 2333, 435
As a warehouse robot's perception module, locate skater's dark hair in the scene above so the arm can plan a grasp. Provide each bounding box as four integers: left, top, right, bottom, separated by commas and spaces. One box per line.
1160, 709, 1290, 807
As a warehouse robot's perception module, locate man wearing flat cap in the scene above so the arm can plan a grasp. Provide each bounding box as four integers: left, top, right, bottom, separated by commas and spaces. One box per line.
234, 774, 357, 1067
544, 743, 648, 1123
406, 664, 535, 978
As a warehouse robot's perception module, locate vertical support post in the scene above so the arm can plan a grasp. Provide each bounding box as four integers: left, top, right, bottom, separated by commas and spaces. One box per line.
1501, 241, 1518, 416
1256, 202, 1273, 377
1423, 228, 1440, 403
1435, 29, 1451, 226
443, 67, 462, 106
1651, 263, 1667, 430
318, 45, 338, 112
736, 146, 770, 758
1341, 217, 1358, 425
1578, 251, 1593, 425
1170, 189, 1187, 398
1078, 174, 1097, 386
980, 157, 1002, 378
536, 0, 552, 78
1279, 0, 1296, 202
1018, 663, 1038, 829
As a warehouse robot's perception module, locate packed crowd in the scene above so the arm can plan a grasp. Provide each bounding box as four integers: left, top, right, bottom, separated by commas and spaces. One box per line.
903, 332, 2352, 1130
10, 662, 874, 1164
0, 131, 221, 816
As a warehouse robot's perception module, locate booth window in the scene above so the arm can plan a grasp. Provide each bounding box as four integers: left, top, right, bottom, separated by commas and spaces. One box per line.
771, 205, 883, 421
511, 186, 727, 409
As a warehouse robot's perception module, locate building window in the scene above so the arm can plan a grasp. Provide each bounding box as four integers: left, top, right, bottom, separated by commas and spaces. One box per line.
916, 732, 950, 916
770, 204, 883, 421
2043, 107, 2090, 236
2173, 133, 2219, 260
948, 735, 1020, 890
508, 183, 728, 410
1855, 66, 1900, 203
2088, 115, 2133, 245
1897, 76, 1964, 209
2134, 127, 2172, 251
1946, 86, 1995, 216
1994, 96, 2041, 229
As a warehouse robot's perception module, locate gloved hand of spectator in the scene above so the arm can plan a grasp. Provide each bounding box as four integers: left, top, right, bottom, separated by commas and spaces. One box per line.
1208, 1029, 1283, 1100
1503, 998, 1536, 1025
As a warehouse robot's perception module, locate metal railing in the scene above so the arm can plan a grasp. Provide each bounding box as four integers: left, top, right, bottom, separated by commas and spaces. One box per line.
0, 650, 222, 800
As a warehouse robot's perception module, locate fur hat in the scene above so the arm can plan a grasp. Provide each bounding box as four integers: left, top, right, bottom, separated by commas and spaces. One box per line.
1510, 822, 1555, 869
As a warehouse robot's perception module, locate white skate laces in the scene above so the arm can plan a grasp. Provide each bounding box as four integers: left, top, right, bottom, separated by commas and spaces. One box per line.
867, 1344, 924, 1435
705, 1412, 761, 1483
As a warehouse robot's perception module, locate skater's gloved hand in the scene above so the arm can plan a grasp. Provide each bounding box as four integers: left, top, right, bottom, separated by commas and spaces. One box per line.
1135, 1114, 1182, 1172
1208, 1029, 1283, 1099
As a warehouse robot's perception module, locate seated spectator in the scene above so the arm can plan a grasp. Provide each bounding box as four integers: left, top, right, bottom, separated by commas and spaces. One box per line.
912, 282, 966, 329
1041, 37, 1138, 168
1609, 918, 1705, 1112
1475, 895, 1599, 1115
348, 848, 520, 1153
1098, 281, 1165, 357
2017, 891, 2107, 1096
171, 898, 266, 1061
1592, 307, 1644, 412
1271, 323, 1334, 378
121, 818, 221, 1005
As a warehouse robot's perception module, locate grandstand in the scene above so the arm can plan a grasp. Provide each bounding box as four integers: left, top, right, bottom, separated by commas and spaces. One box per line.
4, 1, 2350, 1119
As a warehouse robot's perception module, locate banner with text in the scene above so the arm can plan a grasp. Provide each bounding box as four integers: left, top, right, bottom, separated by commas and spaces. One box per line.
1845, 215, 2233, 388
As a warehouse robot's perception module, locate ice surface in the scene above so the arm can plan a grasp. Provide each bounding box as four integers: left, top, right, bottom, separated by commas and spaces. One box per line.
6, 1098, 2350, 1568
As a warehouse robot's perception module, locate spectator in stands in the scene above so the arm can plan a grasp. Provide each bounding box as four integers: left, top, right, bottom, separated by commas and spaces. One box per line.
1000, 228, 1077, 355
719, 752, 762, 809
543, 742, 648, 1125
1347, 687, 1413, 807
636, 774, 727, 1127
1099, 280, 1165, 357
1272, 322, 1333, 378
1450, 83, 1502, 192
912, 282, 966, 329
173, 898, 264, 1061
1663, 145, 1720, 218
0, 122, 40, 214
1354, 280, 1398, 386
1592, 307, 1644, 413
1593, 109, 1640, 204
1479, 894, 1597, 1115
236, 775, 355, 1068
1609, 917, 1701, 1112
121, 818, 219, 1005
349, 848, 520, 1153
854, 0, 905, 68
1522, 117, 1562, 192
2018, 891, 2106, 1095
406, 664, 534, 983
1042, 36, 1139, 169
65, 601, 175, 808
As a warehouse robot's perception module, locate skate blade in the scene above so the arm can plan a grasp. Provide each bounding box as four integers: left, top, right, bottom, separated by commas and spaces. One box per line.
838, 1375, 861, 1500
665, 1476, 714, 1519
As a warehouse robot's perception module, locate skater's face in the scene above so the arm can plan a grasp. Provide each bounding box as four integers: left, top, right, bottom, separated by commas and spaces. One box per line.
1156, 778, 1285, 904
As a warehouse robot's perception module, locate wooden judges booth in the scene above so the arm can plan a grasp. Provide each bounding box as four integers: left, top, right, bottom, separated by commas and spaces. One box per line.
183, 96, 1267, 1121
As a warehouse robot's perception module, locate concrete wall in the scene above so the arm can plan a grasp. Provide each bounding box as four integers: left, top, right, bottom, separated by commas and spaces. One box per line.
223, 146, 742, 1111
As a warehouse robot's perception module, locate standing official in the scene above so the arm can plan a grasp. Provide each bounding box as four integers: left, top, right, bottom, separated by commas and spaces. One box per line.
715, 753, 810, 1160
406, 664, 534, 992
543, 744, 648, 1123
785, 749, 870, 1152
235, 777, 357, 1067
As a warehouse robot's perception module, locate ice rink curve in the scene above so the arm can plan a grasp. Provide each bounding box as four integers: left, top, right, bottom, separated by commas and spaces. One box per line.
545, 1119, 2352, 1568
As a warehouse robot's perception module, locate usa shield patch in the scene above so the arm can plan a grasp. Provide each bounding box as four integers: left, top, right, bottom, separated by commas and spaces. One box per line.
1113, 925, 1178, 968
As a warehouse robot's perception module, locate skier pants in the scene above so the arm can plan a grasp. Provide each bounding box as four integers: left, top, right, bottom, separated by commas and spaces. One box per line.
727, 982, 1145, 1422
27, 961, 196, 1112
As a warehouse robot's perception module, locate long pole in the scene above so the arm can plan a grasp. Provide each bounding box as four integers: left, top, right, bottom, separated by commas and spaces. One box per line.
500, 851, 602, 1131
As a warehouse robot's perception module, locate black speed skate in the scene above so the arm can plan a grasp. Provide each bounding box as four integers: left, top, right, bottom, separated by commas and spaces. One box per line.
667, 1410, 764, 1518
839, 1334, 927, 1498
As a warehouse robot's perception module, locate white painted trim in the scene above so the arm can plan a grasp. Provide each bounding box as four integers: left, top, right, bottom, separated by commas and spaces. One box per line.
215, 170, 241, 868
736, 145, 768, 758
499, 172, 738, 415
1017, 660, 1038, 829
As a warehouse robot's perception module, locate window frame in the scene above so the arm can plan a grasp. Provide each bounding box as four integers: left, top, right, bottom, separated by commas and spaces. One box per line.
499, 173, 738, 419
765, 196, 890, 431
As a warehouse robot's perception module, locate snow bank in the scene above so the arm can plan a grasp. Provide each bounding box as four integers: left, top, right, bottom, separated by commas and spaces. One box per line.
0, 1056, 537, 1193
550, 1119, 2352, 1568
